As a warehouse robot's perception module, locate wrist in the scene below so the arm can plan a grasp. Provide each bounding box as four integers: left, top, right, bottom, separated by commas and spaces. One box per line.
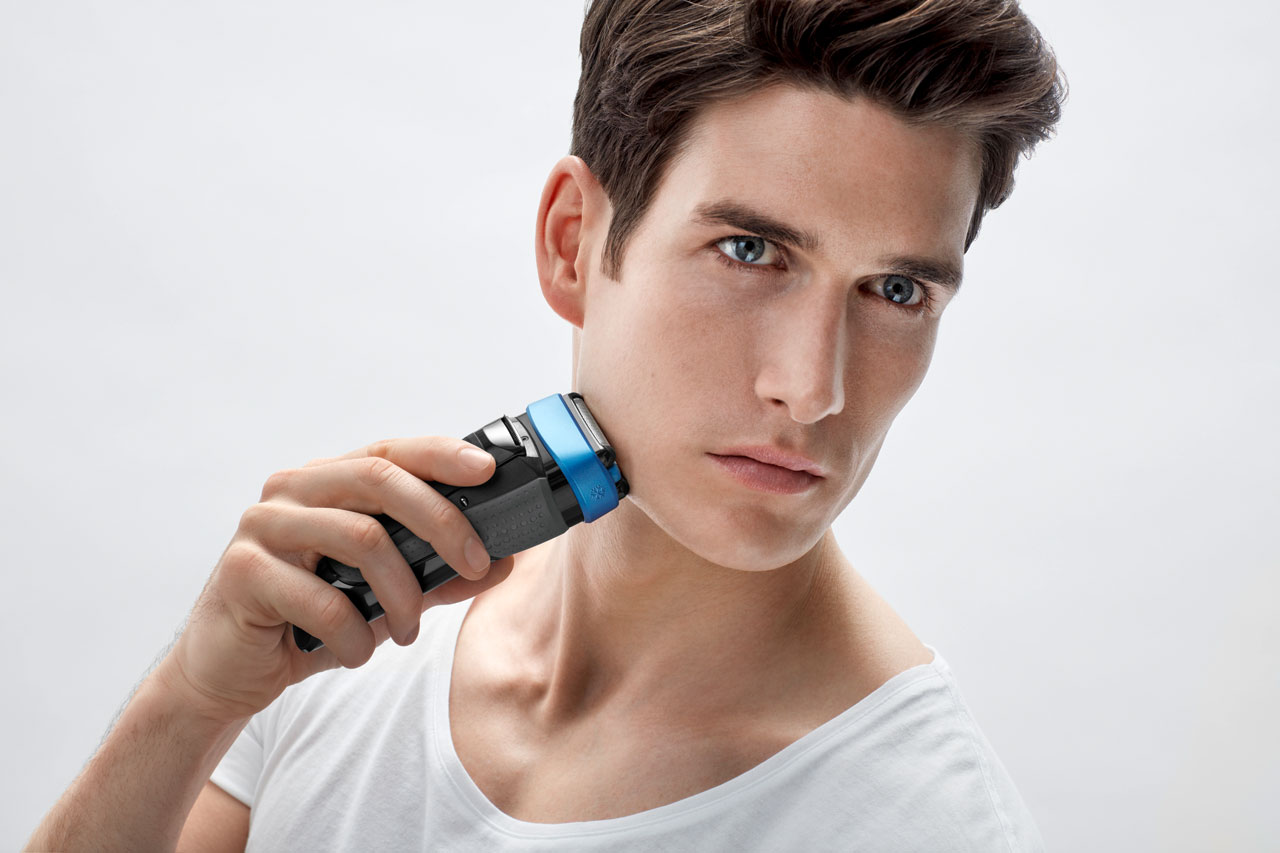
150, 653, 256, 731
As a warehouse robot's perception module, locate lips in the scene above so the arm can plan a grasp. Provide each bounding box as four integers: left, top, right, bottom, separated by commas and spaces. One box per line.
708, 453, 821, 495
713, 445, 826, 477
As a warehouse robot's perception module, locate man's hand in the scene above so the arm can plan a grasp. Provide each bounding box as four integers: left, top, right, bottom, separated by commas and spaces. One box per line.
161, 435, 515, 725
26, 435, 516, 852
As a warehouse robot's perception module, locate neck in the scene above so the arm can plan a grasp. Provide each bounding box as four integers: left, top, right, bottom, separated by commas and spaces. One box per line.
494, 500, 859, 725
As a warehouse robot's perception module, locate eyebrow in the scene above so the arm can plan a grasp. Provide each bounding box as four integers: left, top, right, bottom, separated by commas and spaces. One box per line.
691, 200, 964, 294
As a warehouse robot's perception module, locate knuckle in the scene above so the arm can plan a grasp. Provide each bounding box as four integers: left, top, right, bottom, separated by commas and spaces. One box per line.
239, 500, 279, 533
355, 456, 400, 491
259, 468, 296, 501
347, 515, 389, 554
364, 438, 396, 460
220, 541, 272, 586
425, 493, 461, 536
312, 587, 354, 638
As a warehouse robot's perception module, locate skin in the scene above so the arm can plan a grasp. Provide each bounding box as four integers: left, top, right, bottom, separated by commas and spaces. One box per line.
448, 82, 983, 822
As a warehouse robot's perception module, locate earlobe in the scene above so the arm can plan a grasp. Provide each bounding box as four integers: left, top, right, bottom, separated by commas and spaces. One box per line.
535, 155, 610, 330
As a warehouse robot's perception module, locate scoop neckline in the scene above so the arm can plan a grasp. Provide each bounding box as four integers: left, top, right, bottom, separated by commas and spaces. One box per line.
428, 596, 946, 840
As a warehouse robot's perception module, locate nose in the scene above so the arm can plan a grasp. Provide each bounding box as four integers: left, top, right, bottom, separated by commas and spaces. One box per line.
754, 288, 846, 424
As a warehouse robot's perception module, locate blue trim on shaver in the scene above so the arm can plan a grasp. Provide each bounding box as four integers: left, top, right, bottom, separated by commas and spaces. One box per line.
526, 394, 620, 523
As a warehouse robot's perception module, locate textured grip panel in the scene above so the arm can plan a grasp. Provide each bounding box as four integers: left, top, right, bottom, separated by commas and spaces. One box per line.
466, 477, 568, 559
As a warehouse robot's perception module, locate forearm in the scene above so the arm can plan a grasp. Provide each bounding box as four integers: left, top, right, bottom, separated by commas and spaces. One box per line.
25, 661, 250, 853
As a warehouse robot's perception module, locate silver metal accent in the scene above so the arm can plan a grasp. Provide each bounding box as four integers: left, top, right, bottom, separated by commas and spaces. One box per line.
507, 415, 538, 458
570, 394, 607, 451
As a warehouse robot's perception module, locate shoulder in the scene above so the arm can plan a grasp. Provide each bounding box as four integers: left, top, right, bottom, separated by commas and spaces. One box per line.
830, 649, 1046, 852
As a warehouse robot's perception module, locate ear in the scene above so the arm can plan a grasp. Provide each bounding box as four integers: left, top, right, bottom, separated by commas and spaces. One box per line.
535, 155, 611, 330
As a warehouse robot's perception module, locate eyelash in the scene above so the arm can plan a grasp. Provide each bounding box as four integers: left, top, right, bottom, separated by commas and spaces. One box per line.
711, 236, 936, 314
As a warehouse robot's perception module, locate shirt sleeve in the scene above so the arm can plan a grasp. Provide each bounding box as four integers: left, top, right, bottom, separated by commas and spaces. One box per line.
209, 708, 267, 807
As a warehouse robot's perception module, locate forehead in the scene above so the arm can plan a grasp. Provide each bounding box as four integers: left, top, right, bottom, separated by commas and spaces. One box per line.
654, 83, 981, 258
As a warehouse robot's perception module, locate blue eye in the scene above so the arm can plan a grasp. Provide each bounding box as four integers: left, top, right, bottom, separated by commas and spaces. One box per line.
882, 274, 918, 305
875, 274, 936, 313
715, 235, 781, 266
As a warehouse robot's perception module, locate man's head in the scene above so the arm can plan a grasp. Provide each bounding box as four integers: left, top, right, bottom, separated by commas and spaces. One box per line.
534, 0, 1064, 573
572, 0, 1065, 280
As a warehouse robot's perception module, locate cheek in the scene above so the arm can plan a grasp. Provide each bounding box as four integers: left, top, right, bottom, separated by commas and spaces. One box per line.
847, 316, 938, 421
649, 266, 764, 377
584, 268, 746, 396
574, 286, 697, 477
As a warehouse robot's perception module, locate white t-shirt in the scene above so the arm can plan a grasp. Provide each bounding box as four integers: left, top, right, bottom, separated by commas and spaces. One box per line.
211, 598, 1044, 851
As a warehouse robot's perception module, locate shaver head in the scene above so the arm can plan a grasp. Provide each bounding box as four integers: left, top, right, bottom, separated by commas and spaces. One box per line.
525, 392, 626, 522
475, 392, 628, 526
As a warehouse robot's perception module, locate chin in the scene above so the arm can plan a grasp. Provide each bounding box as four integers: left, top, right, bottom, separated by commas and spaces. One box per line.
636, 489, 826, 573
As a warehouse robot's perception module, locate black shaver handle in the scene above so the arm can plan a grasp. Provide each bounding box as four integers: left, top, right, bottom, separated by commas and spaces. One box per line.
291, 429, 570, 652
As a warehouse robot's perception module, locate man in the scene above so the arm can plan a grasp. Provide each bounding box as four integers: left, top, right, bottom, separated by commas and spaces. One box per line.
28, 0, 1064, 849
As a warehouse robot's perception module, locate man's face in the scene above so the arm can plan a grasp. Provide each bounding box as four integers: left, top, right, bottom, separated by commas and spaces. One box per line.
572, 83, 980, 572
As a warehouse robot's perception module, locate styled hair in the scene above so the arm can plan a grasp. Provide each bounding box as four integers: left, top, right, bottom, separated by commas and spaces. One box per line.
571, 0, 1067, 278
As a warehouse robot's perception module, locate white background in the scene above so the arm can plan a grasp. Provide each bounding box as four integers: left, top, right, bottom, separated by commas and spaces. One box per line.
2, 2, 1276, 850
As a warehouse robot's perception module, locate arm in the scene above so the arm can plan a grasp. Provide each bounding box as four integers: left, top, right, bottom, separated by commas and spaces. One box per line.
25, 660, 248, 853
177, 781, 250, 853
26, 436, 512, 851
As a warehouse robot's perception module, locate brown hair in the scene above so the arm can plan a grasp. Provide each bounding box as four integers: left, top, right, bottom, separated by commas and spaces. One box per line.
571, 0, 1067, 279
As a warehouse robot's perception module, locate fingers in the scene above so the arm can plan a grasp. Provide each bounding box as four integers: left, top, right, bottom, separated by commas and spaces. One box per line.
334, 435, 497, 486
284, 438, 497, 582
242, 502, 432, 645
292, 610, 396, 681
263, 454, 495, 581
218, 541, 378, 669
422, 555, 516, 609
249, 435, 505, 650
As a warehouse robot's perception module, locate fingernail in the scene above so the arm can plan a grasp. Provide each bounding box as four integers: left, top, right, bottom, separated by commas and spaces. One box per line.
464, 536, 490, 573
460, 447, 491, 470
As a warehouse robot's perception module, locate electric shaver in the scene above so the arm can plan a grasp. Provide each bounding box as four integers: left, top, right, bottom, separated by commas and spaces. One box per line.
292, 392, 629, 653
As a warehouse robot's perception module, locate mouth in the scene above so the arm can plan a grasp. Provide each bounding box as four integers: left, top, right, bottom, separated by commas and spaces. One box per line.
707, 453, 822, 495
